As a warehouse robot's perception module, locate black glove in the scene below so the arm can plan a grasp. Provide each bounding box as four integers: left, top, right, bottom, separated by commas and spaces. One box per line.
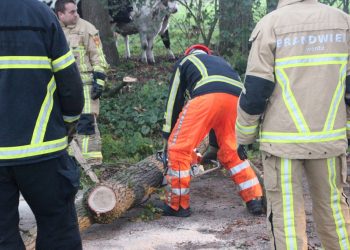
237, 144, 248, 160
91, 82, 103, 100
64, 121, 77, 143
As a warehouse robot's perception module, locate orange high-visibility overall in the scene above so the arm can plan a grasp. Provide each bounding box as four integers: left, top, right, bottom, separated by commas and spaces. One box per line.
165, 93, 262, 210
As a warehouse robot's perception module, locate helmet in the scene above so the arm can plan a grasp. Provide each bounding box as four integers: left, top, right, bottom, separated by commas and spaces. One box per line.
184, 44, 212, 56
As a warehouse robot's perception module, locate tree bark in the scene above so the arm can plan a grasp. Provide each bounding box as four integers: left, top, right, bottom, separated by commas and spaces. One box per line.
80, 0, 119, 66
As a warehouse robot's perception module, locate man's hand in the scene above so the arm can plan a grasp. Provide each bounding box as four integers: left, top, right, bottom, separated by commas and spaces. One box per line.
91, 82, 103, 100
237, 144, 248, 160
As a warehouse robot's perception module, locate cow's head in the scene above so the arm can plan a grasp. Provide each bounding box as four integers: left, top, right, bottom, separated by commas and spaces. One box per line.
161, 0, 178, 14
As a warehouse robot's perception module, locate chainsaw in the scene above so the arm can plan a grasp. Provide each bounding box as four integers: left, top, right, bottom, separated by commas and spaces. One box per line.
156, 150, 222, 187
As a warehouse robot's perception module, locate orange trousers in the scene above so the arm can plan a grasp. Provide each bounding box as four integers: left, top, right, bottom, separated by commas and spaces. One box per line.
165, 93, 263, 210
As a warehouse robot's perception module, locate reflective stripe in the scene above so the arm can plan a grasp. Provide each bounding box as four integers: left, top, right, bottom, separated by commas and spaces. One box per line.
83, 85, 91, 113
260, 128, 346, 143
347, 121, 350, 131
323, 64, 346, 131
236, 121, 259, 135
0, 56, 51, 69
238, 177, 259, 191
82, 136, 89, 154
0, 137, 67, 160
327, 158, 350, 250
171, 188, 190, 196
168, 169, 191, 178
83, 151, 103, 159
170, 101, 190, 146
194, 75, 243, 90
93, 66, 105, 74
281, 158, 297, 250
96, 79, 105, 86
275, 54, 348, 69
31, 77, 56, 144
180, 55, 208, 78
275, 69, 310, 133
229, 161, 250, 176
163, 69, 181, 133
52, 50, 75, 72
63, 115, 80, 123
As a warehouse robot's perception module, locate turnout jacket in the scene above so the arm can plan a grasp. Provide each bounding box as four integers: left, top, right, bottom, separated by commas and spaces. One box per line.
236, 0, 350, 159
162, 52, 243, 139
0, 0, 84, 165
61, 18, 108, 86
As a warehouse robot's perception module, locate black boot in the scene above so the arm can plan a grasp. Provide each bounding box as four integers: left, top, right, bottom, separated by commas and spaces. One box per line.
161, 204, 191, 217
246, 198, 264, 215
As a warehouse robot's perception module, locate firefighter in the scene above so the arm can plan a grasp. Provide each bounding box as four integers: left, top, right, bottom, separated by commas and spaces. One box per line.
0, 0, 84, 249
161, 44, 264, 217
56, 0, 108, 166
236, 0, 350, 249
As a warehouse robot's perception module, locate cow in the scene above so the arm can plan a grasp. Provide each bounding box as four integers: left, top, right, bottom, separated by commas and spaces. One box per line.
112, 0, 178, 64
38, 0, 178, 64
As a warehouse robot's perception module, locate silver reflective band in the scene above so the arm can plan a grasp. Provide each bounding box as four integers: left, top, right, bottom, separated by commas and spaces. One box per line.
238, 177, 259, 191
229, 161, 249, 176
171, 188, 190, 196
236, 121, 258, 135
0, 56, 51, 69
167, 169, 191, 178
260, 129, 346, 143
0, 138, 67, 159
275, 55, 348, 68
52, 51, 75, 72
194, 75, 243, 90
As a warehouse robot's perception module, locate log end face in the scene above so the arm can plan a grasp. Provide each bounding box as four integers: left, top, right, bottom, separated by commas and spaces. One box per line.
88, 185, 117, 214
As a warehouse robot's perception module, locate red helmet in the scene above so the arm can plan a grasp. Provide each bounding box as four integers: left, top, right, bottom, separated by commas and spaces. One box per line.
184, 44, 212, 56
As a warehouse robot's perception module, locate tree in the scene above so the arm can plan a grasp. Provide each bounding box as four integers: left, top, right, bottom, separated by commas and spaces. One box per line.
177, 0, 220, 46
266, 0, 278, 13
80, 0, 119, 66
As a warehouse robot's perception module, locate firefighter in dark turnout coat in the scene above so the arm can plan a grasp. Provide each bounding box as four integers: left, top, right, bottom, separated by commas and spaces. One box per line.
0, 0, 84, 249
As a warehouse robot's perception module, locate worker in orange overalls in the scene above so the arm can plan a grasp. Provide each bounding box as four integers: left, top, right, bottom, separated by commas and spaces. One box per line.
161, 44, 263, 217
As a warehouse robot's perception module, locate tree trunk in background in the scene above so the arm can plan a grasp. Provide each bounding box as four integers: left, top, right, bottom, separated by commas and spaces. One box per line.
81, 0, 119, 66
343, 0, 349, 13
266, 0, 278, 13
219, 0, 254, 73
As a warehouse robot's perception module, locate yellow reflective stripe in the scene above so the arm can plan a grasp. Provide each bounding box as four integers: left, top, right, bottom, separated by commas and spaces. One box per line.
93, 66, 105, 74
83, 85, 91, 113
82, 151, 102, 159
276, 68, 310, 133
31, 77, 56, 144
63, 115, 80, 123
276, 53, 348, 69
194, 75, 243, 90
82, 136, 89, 154
96, 79, 105, 86
281, 158, 297, 250
260, 128, 346, 143
327, 158, 350, 250
0, 56, 51, 69
74, 46, 88, 72
0, 137, 67, 160
347, 121, 350, 131
163, 69, 181, 133
236, 121, 258, 135
180, 55, 208, 78
52, 50, 75, 72
324, 64, 347, 131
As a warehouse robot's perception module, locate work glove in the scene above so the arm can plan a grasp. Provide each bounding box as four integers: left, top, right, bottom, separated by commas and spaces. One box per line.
64, 121, 77, 143
91, 81, 103, 100
237, 144, 248, 160
91, 72, 106, 100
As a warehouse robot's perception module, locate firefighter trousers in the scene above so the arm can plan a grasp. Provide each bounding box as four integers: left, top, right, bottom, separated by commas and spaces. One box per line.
262, 152, 350, 250
166, 93, 263, 210
0, 152, 82, 250
75, 84, 102, 165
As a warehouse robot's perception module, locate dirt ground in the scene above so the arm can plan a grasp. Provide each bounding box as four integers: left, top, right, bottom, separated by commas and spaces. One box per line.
81, 168, 342, 250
